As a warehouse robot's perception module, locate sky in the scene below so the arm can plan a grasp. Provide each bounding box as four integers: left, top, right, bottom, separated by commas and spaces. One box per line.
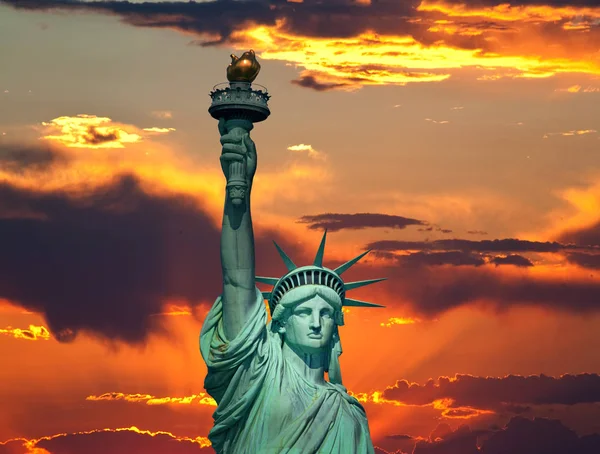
0, 0, 599, 453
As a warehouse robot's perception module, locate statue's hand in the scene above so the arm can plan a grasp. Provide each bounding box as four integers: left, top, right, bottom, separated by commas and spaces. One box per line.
218, 117, 257, 187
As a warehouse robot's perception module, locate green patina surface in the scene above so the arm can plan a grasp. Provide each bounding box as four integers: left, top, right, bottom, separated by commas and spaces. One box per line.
200, 53, 385, 453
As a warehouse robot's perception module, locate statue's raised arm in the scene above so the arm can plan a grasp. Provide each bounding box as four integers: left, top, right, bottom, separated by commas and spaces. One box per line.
217, 116, 258, 341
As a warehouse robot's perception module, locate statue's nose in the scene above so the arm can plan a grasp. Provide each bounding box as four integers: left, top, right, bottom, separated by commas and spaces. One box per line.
309, 313, 321, 329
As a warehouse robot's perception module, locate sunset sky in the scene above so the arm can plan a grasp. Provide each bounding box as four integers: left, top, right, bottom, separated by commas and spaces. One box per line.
1, 0, 600, 453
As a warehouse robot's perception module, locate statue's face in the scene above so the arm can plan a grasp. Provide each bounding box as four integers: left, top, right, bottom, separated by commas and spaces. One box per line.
281, 295, 336, 355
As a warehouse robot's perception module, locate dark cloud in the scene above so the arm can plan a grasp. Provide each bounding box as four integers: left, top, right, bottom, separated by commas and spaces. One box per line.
366, 238, 575, 253
84, 125, 119, 145
3, 0, 554, 69
490, 254, 533, 267
0, 0, 420, 44
558, 221, 600, 248
369, 250, 398, 260
382, 417, 600, 454
290, 74, 357, 92
502, 404, 531, 414
0, 163, 307, 345
565, 252, 600, 269
0, 143, 65, 173
377, 432, 417, 453
386, 434, 414, 440
382, 373, 600, 411
323, 231, 600, 315
566, 252, 600, 269
413, 424, 481, 454
3, 0, 598, 94
408, 417, 600, 454
33, 429, 213, 454
0, 430, 215, 454
380, 261, 600, 315
357, 234, 600, 315
6, 0, 593, 51
482, 416, 600, 454
581, 433, 600, 452
0, 174, 220, 344
417, 226, 452, 233
467, 230, 488, 235
297, 212, 427, 232
396, 251, 485, 267
0, 142, 598, 338
430, 423, 453, 441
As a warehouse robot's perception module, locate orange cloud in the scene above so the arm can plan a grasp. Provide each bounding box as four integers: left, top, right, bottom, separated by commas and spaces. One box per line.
86, 392, 216, 407
4, 0, 600, 90
517, 176, 600, 243
222, 1, 600, 89
231, 26, 453, 90
149, 302, 193, 317
2, 114, 333, 229
431, 398, 495, 419
142, 127, 176, 134
287, 143, 325, 159
418, 1, 600, 22
554, 84, 600, 93
0, 324, 50, 340
555, 84, 586, 93
380, 317, 420, 327
41, 115, 179, 149
543, 129, 596, 138
426, 19, 488, 36
350, 391, 406, 407
2, 116, 225, 225
41, 115, 142, 149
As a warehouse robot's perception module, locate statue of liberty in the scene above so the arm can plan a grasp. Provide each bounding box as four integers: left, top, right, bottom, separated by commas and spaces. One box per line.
200, 51, 386, 454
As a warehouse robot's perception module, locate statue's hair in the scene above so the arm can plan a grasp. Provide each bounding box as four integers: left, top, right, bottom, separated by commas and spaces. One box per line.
270, 284, 344, 326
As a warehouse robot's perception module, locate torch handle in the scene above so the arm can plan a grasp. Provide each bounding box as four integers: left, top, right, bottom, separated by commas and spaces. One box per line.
223, 121, 253, 206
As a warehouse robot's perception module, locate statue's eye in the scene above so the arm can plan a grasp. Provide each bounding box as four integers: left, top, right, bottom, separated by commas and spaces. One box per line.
295, 309, 310, 316
320, 310, 332, 318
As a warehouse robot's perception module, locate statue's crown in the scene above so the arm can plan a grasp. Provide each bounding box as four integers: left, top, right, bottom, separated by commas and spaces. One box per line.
257, 230, 386, 315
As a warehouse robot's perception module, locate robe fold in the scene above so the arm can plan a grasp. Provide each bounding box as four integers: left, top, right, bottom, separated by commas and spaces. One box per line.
200, 287, 375, 454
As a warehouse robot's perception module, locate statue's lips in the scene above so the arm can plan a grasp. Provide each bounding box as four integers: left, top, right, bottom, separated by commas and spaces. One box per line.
307, 334, 323, 339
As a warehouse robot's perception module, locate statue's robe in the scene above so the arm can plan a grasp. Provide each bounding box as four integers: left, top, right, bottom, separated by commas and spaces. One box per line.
200, 287, 375, 454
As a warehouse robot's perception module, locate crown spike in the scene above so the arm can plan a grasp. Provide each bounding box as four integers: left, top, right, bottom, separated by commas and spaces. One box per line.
334, 249, 371, 275
273, 241, 297, 272
256, 276, 279, 286
343, 298, 385, 308
344, 277, 387, 291
313, 229, 328, 267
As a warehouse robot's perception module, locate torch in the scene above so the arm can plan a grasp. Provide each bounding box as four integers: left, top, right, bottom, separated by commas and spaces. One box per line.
208, 50, 271, 205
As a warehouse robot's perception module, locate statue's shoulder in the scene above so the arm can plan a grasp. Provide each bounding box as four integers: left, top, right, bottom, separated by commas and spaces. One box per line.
325, 383, 364, 408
